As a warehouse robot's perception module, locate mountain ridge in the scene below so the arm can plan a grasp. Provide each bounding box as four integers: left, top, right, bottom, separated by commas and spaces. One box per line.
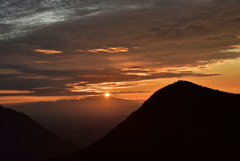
52, 80, 240, 161
0, 105, 80, 161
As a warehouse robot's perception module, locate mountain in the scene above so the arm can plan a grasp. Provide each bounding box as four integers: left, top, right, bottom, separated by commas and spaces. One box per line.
31, 115, 130, 148
52, 81, 240, 161
7, 96, 140, 147
8, 95, 140, 117
0, 105, 80, 161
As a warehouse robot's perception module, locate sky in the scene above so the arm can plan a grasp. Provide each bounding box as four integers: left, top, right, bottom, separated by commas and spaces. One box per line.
1, 0, 240, 105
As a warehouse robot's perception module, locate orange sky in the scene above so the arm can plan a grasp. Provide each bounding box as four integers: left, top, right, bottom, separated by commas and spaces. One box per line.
0, 0, 240, 105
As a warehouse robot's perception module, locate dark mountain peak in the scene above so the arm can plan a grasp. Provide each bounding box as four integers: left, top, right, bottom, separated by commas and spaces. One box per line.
152, 80, 208, 95
53, 82, 240, 161
135, 81, 239, 122
174, 80, 195, 85
170, 80, 215, 90
172, 80, 203, 88
144, 80, 233, 107
0, 105, 79, 161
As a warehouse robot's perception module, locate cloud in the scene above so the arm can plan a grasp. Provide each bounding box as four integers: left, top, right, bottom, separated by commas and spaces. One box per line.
0, 0, 157, 41
33, 87, 57, 90
220, 48, 240, 53
231, 45, 240, 48
2, 0, 238, 71
69, 81, 140, 93
0, 95, 87, 105
88, 47, 129, 53
124, 73, 148, 76
75, 47, 129, 53
75, 50, 85, 52
0, 69, 22, 74
0, 90, 34, 94
0, 63, 220, 97
0, 0, 240, 103
0, 0, 103, 40
66, 70, 220, 94
16, 75, 49, 79
1, 0, 220, 41
34, 49, 63, 54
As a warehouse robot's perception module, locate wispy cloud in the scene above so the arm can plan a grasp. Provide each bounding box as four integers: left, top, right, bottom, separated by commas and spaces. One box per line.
75, 50, 85, 52
231, 45, 240, 48
0, 69, 22, 75
220, 48, 240, 53
34, 49, 63, 54
67, 69, 220, 94
0, 90, 34, 94
0, 95, 88, 105
124, 73, 148, 76
16, 75, 49, 79
0, 0, 157, 41
88, 47, 129, 53
33, 87, 57, 90
66, 82, 89, 87
69, 81, 141, 93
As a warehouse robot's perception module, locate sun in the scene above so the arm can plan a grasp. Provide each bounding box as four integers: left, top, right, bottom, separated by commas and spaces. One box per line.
105, 93, 110, 97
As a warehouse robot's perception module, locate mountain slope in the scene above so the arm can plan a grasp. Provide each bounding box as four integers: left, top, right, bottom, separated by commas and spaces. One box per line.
53, 81, 240, 161
0, 105, 80, 161
7, 96, 140, 147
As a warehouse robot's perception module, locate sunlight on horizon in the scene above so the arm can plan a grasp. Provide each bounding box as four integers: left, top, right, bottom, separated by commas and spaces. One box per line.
105, 93, 111, 97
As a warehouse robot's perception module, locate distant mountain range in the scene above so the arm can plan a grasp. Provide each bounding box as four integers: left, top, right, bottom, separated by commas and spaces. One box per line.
7, 96, 140, 147
0, 105, 79, 161
8, 95, 140, 117
51, 81, 240, 161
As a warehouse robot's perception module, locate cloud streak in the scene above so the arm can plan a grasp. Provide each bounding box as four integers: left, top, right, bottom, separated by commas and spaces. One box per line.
88, 47, 129, 53
0, 63, 220, 96
0, 90, 34, 94
34, 49, 63, 54
0, 0, 156, 40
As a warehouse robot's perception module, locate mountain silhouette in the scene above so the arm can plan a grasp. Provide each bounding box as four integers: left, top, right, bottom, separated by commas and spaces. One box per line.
51, 81, 240, 161
0, 105, 80, 161
7, 95, 140, 148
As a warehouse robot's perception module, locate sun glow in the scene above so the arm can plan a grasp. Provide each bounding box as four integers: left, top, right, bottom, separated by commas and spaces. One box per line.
105, 93, 111, 97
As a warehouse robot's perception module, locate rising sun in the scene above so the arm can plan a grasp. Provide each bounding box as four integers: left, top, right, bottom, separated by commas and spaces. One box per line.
105, 93, 110, 97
